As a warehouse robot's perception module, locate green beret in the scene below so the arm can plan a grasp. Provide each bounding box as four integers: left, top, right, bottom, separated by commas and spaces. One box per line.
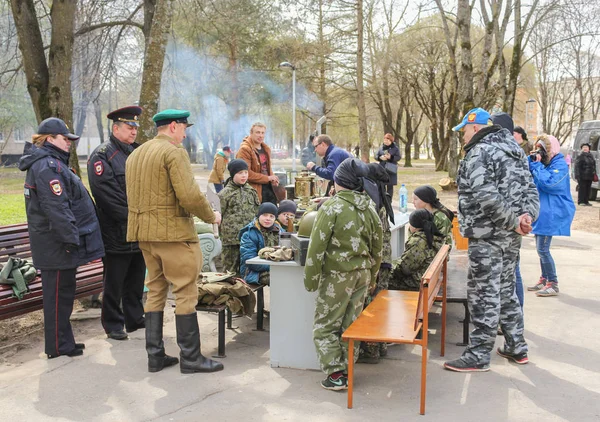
152, 109, 193, 127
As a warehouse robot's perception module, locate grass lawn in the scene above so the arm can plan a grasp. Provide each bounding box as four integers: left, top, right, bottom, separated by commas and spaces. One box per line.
0, 166, 91, 226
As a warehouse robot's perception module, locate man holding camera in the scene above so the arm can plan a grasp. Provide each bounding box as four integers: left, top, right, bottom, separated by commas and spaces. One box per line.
444, 108, 539, 373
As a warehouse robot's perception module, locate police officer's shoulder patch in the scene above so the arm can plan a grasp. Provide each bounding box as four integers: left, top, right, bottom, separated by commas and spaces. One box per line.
49, 179, 63, 196
94, 160, 104, 176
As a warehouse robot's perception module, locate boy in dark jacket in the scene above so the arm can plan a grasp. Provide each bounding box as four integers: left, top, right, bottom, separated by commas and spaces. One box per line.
239, 203, 282, 285
218, 159, 260, 276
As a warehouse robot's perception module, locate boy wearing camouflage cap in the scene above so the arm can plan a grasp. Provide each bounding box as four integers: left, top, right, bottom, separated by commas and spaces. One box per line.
304, 158, 383, 390
218, 159, 260, 276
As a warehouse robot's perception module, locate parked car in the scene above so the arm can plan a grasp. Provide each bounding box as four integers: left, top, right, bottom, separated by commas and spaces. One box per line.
271, 149, 289, 159
570, 120, 600, 201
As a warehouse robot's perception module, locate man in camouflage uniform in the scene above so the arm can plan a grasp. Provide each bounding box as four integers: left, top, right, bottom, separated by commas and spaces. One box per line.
218, 159, 259, 276
304, 158, 383, 390
358, 207, 391, 363
444, 108, 539, 372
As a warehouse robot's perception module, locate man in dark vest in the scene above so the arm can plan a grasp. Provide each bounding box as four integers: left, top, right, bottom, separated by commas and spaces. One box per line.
88, 106, 146, 341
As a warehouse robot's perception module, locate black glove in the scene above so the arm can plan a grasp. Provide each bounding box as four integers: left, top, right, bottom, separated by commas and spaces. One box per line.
65, 243, 79, 253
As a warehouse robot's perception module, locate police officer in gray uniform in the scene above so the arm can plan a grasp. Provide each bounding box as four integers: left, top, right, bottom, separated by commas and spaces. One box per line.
443, 108, 539, 372
88, 106, 145, 340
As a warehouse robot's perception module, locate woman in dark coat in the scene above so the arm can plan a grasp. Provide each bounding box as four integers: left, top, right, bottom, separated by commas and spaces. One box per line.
375, 133, 401, 197
574, 142, 597, 206
18, 118, 105, 359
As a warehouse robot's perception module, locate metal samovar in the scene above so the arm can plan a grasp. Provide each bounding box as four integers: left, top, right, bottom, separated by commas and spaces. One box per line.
294, 171, 315, 209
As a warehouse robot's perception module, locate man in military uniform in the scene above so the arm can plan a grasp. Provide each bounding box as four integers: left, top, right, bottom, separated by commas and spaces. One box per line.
126, 109, 224, 374
304, 158, 383, 390
88, 106, 145, 341
443, 108, 539, 372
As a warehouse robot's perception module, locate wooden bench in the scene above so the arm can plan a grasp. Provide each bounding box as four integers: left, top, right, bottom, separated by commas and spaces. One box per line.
0, 223, 104, 321
342, 244, 450, 415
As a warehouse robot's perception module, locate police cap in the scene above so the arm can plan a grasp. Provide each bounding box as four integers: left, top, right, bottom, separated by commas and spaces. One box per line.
107, 106, 142, 127
152, 109, 194, 128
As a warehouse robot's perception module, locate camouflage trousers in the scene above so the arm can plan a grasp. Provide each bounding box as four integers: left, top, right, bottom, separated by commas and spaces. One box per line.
359, 267, 391, 360
462, 234, 527, 365
313, 268, 370, 375
221, 245, 241, 276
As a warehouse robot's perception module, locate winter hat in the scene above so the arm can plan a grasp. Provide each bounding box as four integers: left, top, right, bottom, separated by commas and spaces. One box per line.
223, 145, 231, 152
228, 159, 248, 178
491, 112, 514, 133
514, 126, 528, 141
535, 134, 561, 156
257, 202, 278, 218
278, 200, 297, 215
334, 158, 368, 190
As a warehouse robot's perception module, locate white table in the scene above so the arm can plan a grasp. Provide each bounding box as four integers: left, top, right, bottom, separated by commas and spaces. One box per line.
245, 257, 320, 371
390, 212, 409, 259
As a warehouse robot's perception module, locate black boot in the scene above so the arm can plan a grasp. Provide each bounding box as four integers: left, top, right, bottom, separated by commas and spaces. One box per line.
146, 311, 179, 373
175, 313, 224, 374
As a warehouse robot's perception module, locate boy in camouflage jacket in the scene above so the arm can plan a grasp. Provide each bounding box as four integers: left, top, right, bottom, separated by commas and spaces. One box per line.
218, 159, 260, 276
304, 158, 383, 391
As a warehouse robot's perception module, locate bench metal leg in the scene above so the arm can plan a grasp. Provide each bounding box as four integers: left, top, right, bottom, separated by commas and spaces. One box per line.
347, 339, 354, 409
255, 288, 265, 331
212, 309, 226, 358
457, 302, 470, 346
226, 308, 233, 329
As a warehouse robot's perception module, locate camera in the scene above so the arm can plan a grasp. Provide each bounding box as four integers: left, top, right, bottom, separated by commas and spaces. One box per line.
531, 148, 548, 163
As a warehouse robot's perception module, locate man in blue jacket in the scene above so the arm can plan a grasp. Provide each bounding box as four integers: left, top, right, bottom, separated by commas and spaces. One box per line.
306, 135, 352, 195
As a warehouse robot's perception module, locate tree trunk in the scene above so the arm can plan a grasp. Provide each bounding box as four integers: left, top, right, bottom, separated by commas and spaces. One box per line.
138, 0, 173, 144
356, 0, 369, 162
9, 0, 50, 123
93, 98, 104, 144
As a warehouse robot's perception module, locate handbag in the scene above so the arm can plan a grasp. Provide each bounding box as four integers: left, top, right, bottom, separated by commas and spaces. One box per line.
383, 161, 398, 174
594, 174, 598, 182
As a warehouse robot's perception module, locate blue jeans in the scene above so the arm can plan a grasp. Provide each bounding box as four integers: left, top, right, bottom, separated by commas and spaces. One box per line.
535, 235, 557, 283
515, 261, 523, 309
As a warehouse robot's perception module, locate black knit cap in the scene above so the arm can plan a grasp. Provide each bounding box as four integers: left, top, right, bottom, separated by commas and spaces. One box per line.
228, 159, 248, 178
491, 112, 514, 133
278, 199, 297, 215
514, 126, 528, 141
257, 202, 278, 218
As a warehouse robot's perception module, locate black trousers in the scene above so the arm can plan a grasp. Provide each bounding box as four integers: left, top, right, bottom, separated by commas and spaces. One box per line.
261, 183, 278, 205
101, 252, 146, 333
41, 268, 77, 356
578, 179, 593, 204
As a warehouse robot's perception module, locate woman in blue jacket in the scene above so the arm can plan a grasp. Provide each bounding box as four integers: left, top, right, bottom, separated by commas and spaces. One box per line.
527, 134, 575, 297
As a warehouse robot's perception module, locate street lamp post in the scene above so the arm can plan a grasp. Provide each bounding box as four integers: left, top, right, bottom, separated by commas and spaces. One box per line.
525, 98, 536, 135
279, 61, 296, 172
